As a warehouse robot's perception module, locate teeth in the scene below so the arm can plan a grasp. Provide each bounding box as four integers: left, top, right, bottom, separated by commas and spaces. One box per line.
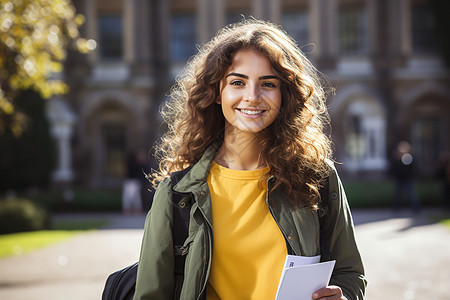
239, 109, 263, 115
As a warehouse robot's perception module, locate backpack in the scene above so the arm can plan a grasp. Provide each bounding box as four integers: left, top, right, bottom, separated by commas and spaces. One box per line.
102, 169, 192, 300
101, 170, 331, 300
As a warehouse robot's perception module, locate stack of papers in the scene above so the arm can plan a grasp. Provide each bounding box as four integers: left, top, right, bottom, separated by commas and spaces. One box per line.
275, 255, 336, 300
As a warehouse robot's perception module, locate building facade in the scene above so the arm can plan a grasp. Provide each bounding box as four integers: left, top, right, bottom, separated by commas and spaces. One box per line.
50, 0, 450, 187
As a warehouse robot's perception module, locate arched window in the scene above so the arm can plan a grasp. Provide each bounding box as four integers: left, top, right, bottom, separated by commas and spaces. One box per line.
342, 97, 387, 173
83, 100, 136, 187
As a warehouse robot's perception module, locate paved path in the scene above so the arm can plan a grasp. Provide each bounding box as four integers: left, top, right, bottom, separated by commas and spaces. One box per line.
0, 214, 146, 300
0, 209, 449, 300
352, 209, 450, 300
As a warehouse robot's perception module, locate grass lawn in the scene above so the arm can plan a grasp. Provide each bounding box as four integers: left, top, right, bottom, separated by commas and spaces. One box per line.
440, 219, 450, 228
0, 230, 80, 258
439, 218, 450, 228
0, 219, 110, 259
431, 215, 450, 229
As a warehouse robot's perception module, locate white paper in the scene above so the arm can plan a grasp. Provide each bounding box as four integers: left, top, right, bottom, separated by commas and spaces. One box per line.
275, 255, 336, 300
282, 254, 321, 269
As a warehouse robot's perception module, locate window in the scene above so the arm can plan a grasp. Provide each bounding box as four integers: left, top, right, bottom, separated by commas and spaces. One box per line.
411, 5, 437, 53
282, 12, 309, 47
342, 98, 387, 172
98, 15, 123, 60
170, 14, 197, 62
345, 114, 365, 160
338, 7, 368, 55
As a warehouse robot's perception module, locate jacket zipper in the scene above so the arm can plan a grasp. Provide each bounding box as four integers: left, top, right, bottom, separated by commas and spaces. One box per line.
194, 190, 214, 300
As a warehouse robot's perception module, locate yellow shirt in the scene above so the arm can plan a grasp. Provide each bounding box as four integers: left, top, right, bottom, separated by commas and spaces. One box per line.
206, 161, 287, 299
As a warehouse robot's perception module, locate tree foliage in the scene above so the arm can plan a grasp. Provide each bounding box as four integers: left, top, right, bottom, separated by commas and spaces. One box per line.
0, 0, 94, 136
0, 89, 56, 191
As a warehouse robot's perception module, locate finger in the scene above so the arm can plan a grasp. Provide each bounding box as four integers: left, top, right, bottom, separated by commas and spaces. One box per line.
312, 286, 343, 299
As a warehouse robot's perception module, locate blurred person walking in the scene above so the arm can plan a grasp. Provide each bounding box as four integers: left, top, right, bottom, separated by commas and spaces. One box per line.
122, 150, 145, 215
390, 141, 421, 212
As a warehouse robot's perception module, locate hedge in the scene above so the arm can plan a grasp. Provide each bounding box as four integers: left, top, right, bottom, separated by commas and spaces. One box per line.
0, 198, 50, 234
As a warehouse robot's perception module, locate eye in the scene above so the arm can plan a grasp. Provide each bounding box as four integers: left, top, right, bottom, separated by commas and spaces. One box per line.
262, 82, 277, 88
230, 80, 244, 86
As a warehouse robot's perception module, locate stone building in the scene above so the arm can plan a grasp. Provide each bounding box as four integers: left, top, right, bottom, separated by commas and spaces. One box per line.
49, 0, 450, 188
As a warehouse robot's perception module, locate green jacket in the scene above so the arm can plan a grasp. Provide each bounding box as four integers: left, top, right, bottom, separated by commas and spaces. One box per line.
134, 144, 367, 300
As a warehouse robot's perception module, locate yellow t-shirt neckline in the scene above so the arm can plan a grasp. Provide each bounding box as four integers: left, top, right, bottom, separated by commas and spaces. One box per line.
209, 160, 270, 179
206, 161, 287, 300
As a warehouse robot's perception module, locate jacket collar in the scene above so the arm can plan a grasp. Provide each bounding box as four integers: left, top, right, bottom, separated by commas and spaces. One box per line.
172, 140, 306, 256
172, 140, 222, 193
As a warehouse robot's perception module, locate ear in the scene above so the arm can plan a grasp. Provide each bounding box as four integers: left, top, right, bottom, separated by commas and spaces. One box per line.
215, 97, 221, 104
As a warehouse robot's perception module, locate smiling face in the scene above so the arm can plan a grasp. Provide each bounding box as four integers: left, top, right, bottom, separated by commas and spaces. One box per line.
218, 48, 282, 135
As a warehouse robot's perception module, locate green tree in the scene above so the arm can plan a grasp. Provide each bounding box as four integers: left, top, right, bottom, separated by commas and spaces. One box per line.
0, 89, 55, 190
0, 0, 94, 136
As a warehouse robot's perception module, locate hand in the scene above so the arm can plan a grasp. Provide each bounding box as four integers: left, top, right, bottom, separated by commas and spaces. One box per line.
312, 285, 345, 300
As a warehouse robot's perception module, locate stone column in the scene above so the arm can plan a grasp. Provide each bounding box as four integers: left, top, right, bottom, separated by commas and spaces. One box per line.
369, 0, 389, 69
84, 0, 97, 63
130, 0, 152, 76
368, 0, 398, 155
388, 0, 410, 67
197, 0, 225, 44
123, 0, 136, 65
149, 0, 170, 144
47, 98, 76, 183
151, 0, 170, 79
309, 0, 337, 70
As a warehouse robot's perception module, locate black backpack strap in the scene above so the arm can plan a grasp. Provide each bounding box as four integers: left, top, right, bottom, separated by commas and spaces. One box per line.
318, 177, 332, 262
169, 167, 192, 299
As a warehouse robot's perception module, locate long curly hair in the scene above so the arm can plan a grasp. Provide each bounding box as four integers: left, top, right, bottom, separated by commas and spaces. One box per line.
152, 19, 333, 207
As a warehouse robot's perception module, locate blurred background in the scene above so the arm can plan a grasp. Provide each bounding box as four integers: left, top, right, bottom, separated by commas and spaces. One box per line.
0, 0, 450, 223
2, 0, 450, 215
0, 1, 450, 299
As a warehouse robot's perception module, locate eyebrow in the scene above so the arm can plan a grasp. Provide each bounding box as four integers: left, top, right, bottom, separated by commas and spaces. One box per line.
226, 72, 279, 80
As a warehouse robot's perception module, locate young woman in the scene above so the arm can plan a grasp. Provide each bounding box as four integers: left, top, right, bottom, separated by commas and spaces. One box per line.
134, 19, 367, 300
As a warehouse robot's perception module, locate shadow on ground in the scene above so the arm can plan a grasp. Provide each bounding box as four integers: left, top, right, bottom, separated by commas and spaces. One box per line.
352, 207, 450, 232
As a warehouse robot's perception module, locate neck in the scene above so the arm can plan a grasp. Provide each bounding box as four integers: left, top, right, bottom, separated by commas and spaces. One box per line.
215, 127, 265, 170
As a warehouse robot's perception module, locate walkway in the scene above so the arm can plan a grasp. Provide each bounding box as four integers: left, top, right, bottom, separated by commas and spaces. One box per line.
0, 213, 146, 300
353, 209, 450, 300
0, 209, 448, 300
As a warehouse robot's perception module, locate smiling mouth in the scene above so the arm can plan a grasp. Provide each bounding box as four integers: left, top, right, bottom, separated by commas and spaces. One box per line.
237, 108, 266, 115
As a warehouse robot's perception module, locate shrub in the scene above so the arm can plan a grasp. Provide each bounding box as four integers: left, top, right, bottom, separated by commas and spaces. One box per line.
0, 198, 49, 234
33, 188, 123, 212
343, 179, 443, 208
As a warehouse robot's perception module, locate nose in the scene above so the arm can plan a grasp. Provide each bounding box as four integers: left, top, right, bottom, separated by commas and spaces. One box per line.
244, 84, 261, 102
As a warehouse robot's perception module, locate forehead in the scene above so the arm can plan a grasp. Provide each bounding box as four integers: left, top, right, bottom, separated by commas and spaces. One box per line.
226, 48, 275, 74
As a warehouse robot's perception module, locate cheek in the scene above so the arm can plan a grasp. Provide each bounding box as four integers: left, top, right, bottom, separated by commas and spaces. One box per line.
270, 91, 282, 111
221, 89, 240, 106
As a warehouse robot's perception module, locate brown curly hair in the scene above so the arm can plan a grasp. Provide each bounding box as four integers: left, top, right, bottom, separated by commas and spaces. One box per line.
152, 19, 333, 207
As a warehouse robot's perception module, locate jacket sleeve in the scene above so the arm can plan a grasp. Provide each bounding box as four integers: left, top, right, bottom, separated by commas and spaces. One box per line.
326, 164, 368, 300
134, 178, 175, 300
